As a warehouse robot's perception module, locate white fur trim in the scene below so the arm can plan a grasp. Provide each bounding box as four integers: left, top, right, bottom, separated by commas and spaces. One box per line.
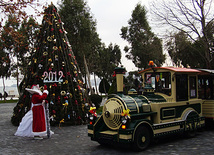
25, 88, 42, 95
43, 90, 49, 95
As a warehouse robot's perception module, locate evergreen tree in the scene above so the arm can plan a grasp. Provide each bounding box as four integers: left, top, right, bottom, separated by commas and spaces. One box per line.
58, 0, 102, 92
121, 4, 165, 69
11, 4, 88, 126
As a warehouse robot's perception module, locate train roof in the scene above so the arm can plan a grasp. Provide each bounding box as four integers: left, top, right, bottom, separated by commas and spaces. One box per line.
197, 69, 214, 75
139, 67, 201, 74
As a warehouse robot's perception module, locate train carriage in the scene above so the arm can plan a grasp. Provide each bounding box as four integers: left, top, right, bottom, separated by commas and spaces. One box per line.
88, 66, 205, 151
198, 69, 214, 125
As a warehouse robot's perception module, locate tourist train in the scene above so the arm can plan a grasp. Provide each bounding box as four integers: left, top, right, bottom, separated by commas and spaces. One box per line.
88, 62, 214, 151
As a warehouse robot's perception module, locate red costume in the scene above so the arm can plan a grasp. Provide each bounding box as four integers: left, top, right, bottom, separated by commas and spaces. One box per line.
25, 85, 49, 137
32, 92, 48, 135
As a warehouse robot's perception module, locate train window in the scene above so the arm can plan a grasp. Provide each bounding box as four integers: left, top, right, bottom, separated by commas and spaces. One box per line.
198, 78, 205, 99
212, 79, 214, 99
198, 77, 213, 99
145, 72, 171, 96
176, 74, 188, 101
189, 76, 197, 98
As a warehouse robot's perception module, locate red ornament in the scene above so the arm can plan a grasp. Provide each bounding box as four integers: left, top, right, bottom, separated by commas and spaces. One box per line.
51, 28, 54, 31
59, 29, 63, 33
67, 72, 71, 76
75, 100, 78, 105
68, 54, 72, 57
112, 71, 116, 77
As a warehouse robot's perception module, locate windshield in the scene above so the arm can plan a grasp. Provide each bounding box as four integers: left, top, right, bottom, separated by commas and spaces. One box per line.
145, 72, 171, 96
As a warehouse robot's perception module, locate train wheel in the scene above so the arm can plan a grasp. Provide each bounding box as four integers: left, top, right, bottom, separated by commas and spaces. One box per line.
184, 111, 198, 138
185, 122, 196, 138
132, 126, 151, 151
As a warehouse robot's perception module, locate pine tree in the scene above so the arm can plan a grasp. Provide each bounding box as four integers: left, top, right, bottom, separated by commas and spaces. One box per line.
11, 4, 88, 126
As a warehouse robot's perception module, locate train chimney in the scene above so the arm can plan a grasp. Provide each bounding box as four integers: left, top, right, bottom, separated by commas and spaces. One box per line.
114, 67, 126, 93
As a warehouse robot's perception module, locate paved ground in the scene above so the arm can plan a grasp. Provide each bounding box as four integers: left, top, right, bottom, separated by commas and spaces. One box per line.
1, 102, 214, 155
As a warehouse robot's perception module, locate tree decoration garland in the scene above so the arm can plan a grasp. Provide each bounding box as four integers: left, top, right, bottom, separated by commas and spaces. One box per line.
11, 3, 89, 126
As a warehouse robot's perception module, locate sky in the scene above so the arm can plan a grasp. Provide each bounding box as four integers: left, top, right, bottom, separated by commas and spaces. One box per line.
0, 0, 163, 87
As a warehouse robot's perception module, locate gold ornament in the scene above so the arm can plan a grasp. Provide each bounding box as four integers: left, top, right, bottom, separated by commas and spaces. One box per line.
61, 91, 66, 96
47, 36, 52, 42
55, 55, 58, 61
48, 58, 52, 62
40, 86, 44, 91
34, 59, 37, 63
53, 46, 58, 50
43, 52, 48, 56
63, 102, 68, 106
62, 62, 65, 66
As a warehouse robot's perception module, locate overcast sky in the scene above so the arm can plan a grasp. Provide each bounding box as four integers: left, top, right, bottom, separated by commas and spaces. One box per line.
0, 0, 160, 87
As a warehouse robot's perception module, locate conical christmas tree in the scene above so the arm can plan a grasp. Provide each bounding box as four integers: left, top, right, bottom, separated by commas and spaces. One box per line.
11, 4, 88, 126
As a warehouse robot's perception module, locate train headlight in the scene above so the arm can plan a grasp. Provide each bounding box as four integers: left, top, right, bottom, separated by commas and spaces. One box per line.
89, 116, 94, 120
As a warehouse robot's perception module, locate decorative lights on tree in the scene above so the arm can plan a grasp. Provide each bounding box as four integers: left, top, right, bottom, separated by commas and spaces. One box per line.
11, 4, 87, 126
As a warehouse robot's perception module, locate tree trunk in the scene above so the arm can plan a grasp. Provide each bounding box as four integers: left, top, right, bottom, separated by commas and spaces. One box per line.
84, 55, 93, 94
16, 57, 20, 95
93, 73, 99, 95
3, 77, 6, 102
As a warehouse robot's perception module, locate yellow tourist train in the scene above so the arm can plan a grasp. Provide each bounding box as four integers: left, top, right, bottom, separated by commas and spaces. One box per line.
88, 64, 214, 151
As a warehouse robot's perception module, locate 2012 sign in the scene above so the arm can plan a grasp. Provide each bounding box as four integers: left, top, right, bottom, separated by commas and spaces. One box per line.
43, 71, 63, 83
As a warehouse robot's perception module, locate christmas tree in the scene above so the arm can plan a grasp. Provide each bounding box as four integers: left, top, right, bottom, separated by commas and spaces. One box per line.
11, 4, 88, 126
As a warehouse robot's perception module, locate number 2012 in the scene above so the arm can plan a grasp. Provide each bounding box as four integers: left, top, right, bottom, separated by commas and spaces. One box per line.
43, 71, 63, 83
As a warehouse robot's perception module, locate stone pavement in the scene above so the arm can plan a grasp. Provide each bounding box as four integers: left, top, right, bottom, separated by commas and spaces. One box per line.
1, 102, 214, 155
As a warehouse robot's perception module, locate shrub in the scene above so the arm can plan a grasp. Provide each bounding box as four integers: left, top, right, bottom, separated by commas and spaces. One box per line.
89, 94, 102, 109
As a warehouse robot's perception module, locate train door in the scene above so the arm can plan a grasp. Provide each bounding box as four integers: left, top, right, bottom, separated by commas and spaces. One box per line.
176, 74, 188, 101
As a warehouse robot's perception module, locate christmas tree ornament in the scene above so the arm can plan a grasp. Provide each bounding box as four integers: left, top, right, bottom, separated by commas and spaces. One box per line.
38, 64, 43, 69
43, 52, 48, 56
51, 63, 54, 68
60, 91, 66, 96
55, 55, 58, 61
47, 36, 53, 42
53, 39, 57, 44
62, 62, 65, 66
53, 46, 58, 51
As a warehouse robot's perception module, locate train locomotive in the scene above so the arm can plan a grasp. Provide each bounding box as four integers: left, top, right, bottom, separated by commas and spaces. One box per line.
88, 66, 206, 151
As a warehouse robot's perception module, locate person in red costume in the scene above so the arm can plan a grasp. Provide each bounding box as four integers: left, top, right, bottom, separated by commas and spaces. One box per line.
15, 84, 53, 139
26, 84, 49, 139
